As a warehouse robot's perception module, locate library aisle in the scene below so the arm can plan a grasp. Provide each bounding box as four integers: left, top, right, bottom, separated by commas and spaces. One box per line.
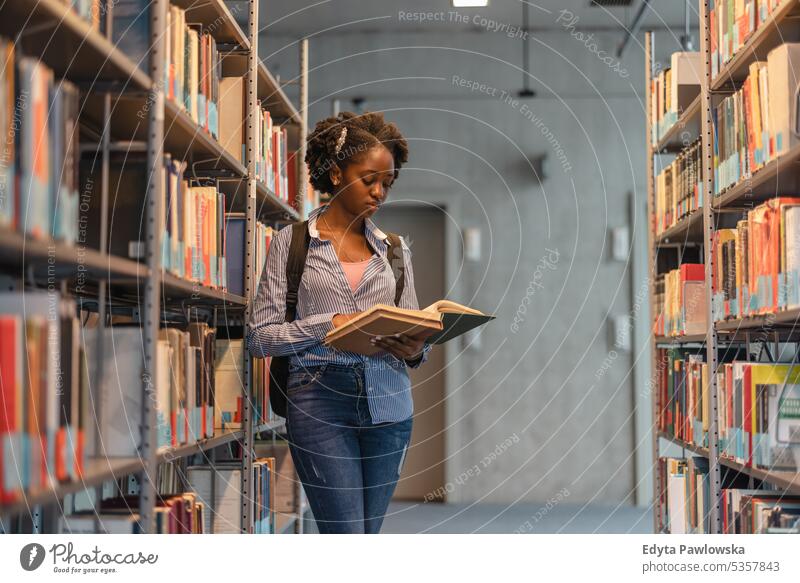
1, 0, 800, 580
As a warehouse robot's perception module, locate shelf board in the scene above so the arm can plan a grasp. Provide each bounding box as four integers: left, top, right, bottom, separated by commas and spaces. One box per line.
715, 307, 800, 331
171, 0, 250, 49
0, 230, 149, 282
254, 420, 286, 434
157, 420, 284, 462
654, 333, 708, 344
658, 433, 800, 495
711, 0, 800, 91
0, 0, 151, 91
713, 144, 800, 209
654, 96, 701, 154
713, 141, 800, 209
82, 94, 248, 178
256, 181, 302, 221
160, 273, 248, 306
655, 209, 704, 245
0, 456, 145, 518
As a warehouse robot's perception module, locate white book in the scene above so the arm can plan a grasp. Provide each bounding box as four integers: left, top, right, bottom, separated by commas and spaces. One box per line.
667, 473, 687, 534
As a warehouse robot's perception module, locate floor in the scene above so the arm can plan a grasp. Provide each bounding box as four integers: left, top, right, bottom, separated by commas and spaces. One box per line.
305, 501, 653, 534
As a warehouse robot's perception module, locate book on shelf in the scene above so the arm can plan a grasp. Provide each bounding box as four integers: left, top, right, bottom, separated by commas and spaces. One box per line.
650, 51, 701, 144
116, 1, 221, 138
716, 362, 800, 471
658, 456, 711, 534
711, 197, 800, 320
722, 489, 800, 533
256, 105, 275, 190
218, 75, 244, 162
0, 292, 88, 504
653, 263, 707, 337
654, 138, 703, 235
709, 0, 794, 80
81, 154, 228, 290
323, 300, 495, 356
0, 39, 80, 242
657, 348, 709, 449
59, 492, 207, 534
713, 43, 800, 194
223, 213, 274, 297
187, 459, 275, 534
214, 338, 245, 431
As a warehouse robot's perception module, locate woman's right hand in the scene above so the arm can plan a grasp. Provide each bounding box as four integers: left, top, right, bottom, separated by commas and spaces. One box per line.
332, 312, 363, 328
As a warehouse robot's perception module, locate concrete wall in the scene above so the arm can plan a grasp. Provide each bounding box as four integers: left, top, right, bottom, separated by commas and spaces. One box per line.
262, 26, 688, 506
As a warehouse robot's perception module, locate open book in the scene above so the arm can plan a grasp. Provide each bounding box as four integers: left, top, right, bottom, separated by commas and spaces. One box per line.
323, 300, 495, 356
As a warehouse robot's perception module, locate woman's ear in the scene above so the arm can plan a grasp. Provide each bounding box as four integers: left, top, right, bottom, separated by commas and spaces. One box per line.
329, 165, 342, 188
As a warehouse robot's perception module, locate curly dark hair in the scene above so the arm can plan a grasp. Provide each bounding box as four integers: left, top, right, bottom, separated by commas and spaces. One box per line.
305, 111, 409, 195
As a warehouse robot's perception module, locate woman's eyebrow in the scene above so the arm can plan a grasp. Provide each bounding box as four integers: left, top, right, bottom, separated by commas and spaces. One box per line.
361, 167, 394, 176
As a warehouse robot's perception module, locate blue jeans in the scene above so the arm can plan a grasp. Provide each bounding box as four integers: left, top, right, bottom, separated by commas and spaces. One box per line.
285, 361, 413, 534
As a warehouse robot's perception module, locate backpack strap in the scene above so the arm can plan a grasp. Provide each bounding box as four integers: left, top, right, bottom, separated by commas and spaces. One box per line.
385, 233, 406, 306
285, 220, 310, 321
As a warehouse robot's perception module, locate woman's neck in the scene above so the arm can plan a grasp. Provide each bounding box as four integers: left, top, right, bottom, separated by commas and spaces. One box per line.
321, 202, 365, 234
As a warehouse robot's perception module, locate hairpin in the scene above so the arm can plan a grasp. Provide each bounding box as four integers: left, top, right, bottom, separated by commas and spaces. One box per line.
334, 127, 348, 155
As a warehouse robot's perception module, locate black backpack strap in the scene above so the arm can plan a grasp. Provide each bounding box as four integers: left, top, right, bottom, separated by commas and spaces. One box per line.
385, 233, 406, 306
285, 220, 310, 321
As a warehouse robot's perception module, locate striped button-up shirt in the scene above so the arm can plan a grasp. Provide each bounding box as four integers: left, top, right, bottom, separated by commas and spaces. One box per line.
246, 204, 432, 423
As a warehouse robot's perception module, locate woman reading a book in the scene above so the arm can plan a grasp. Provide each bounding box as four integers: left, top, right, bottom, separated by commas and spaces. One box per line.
247, 111, 432, 534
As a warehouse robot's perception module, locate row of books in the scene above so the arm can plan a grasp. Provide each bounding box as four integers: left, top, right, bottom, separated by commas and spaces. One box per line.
0, 293, 88, 504
713, 43, 800, 194
716, 362, 800, 470
0, 39, 80, 243
659, 456, 800, 533
186, 457, 277, 534
60, 494, 206, 534
164, 3, 221, 139
0, 291, 270, 504
649, 52, 701, 145
657, 457, 711, 534
161, 155, 228, 289
654, 138, 704, 236
709, 0, 788, 80
711, 197, 800, 320
216, 338, 274, 429
656, 349, 709, 448
657, 349, 800, 472
722, 488, 800, 533
255, 105, 293, 200
653, 264, 707, 337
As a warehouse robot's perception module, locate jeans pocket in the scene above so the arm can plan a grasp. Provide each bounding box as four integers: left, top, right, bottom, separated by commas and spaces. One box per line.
287, 365, 327, 393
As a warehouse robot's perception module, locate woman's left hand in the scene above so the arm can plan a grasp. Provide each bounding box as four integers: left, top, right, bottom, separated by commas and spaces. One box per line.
371, 333, 425, 361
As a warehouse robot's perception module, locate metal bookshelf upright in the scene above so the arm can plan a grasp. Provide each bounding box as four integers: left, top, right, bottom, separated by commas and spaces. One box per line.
645, 0, 800, 535
0, 0, 309, 534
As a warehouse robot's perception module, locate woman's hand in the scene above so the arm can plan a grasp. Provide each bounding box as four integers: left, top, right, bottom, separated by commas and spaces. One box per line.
371, 333, 426, 361
332, 312, 363, 328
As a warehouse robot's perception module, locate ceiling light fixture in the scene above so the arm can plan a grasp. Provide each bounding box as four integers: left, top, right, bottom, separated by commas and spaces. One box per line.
452, 0, 489, 7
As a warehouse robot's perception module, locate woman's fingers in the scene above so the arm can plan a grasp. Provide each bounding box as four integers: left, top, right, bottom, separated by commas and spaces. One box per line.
371, 334, 422, 358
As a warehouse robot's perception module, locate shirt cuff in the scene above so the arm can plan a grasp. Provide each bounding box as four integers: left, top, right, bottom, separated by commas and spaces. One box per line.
404, 342, 432, 369
304, 312, 338, 341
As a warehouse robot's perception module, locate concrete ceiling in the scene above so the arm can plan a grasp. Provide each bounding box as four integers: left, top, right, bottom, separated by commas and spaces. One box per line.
252, 0, 698, 37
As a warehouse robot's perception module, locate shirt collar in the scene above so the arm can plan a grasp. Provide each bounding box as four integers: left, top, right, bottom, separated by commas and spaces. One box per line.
307, 204, 389, 249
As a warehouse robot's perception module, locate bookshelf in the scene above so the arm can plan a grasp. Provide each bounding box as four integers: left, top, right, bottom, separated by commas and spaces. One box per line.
0, 0, 309, 534
646, 0, 800, 534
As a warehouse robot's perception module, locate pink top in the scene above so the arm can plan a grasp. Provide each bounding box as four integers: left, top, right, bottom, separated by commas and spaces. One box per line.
340, 257, 372, 292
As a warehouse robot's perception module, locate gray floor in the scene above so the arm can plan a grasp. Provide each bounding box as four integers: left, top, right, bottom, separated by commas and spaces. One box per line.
380, 501, 654, 534
306, 501, 653, 534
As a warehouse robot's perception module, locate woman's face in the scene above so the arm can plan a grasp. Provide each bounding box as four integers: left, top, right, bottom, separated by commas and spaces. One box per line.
331, 145, 395, 219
